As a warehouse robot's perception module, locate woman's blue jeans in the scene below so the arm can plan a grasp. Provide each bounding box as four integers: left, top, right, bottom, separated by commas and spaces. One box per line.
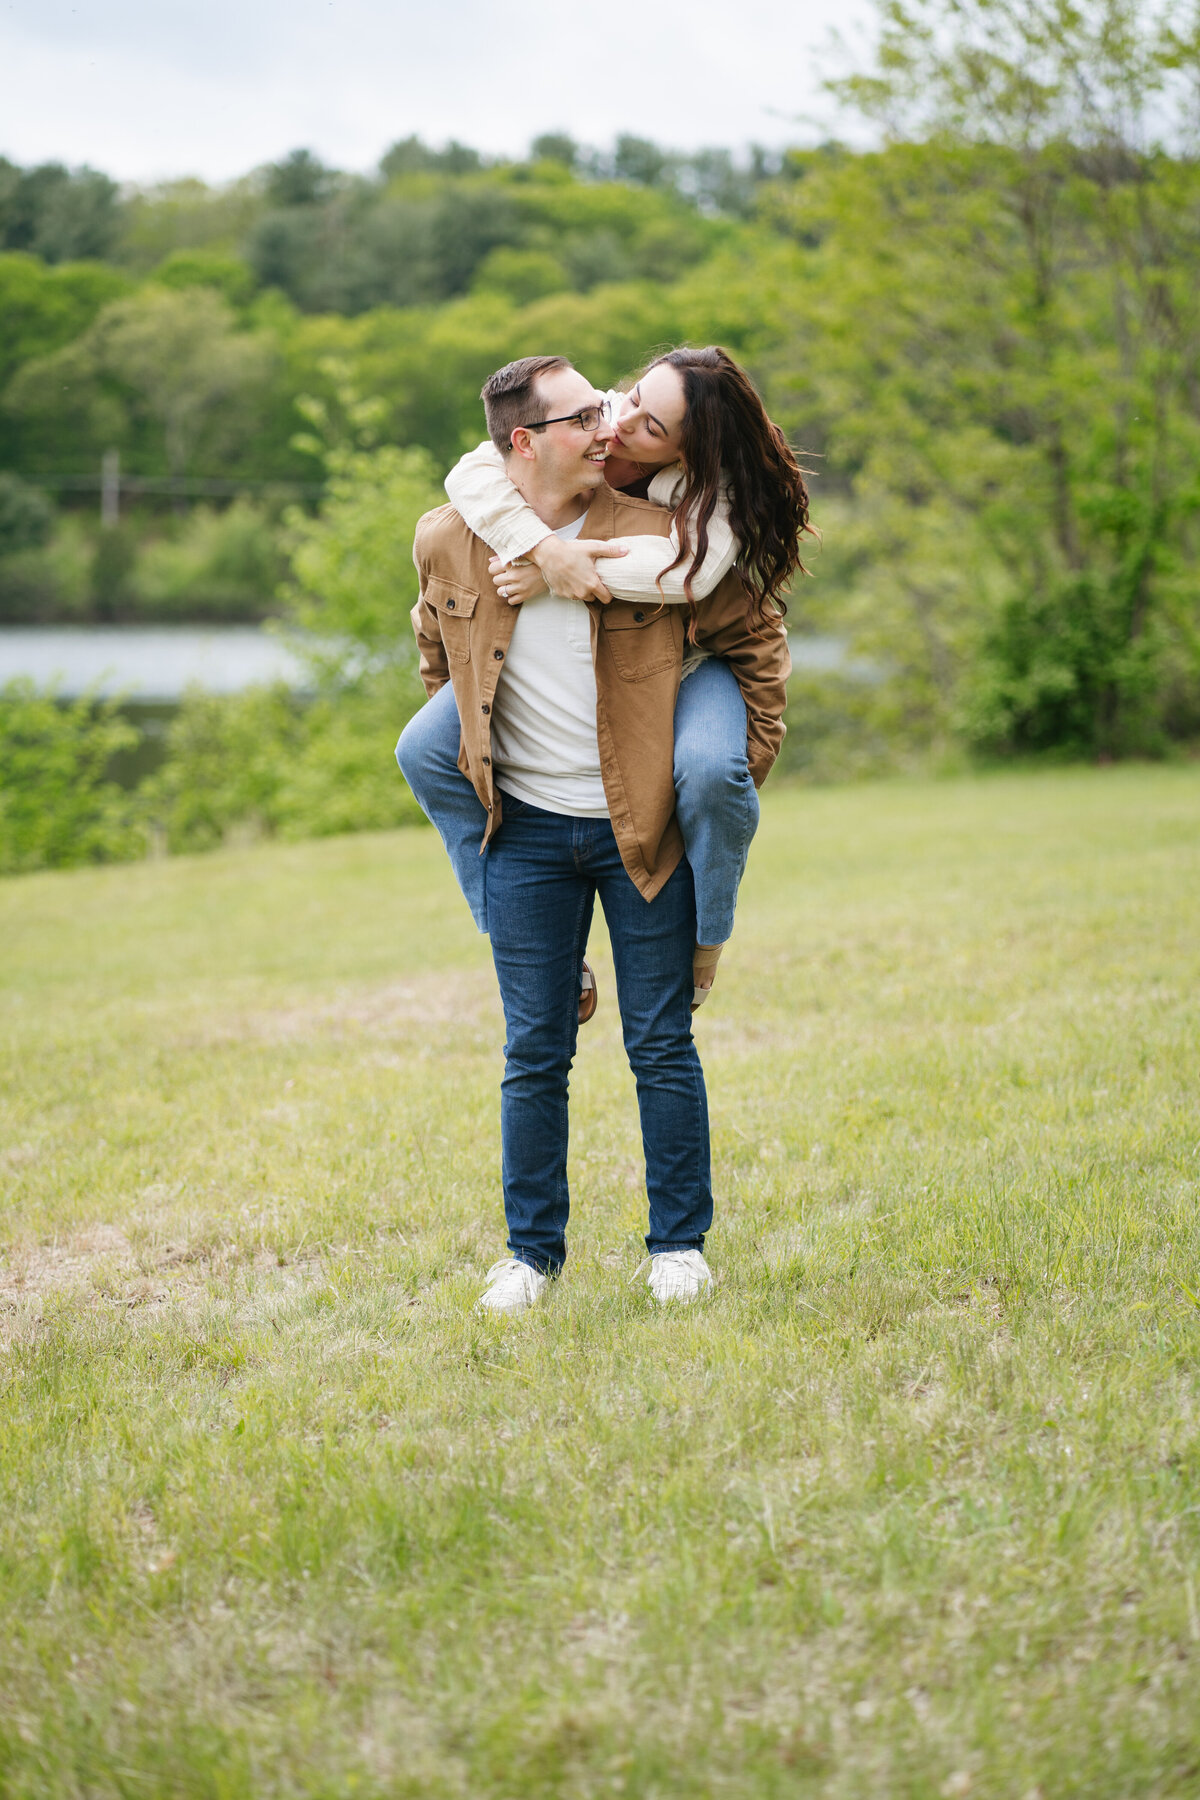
395, 657, 758, 944
484, 796, 711, 1273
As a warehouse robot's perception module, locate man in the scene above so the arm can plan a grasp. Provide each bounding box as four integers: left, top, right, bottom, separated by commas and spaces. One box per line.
407, 355, 788, 1315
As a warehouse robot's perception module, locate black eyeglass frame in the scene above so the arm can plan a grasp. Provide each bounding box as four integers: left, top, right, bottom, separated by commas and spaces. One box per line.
515, 397, 612, 434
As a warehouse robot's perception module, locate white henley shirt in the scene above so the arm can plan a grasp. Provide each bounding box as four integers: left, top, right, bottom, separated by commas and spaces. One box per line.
490, 512, 610, 818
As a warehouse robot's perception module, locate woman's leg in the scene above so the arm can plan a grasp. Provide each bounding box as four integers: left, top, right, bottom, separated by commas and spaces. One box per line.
396, 684, 489, 932
672, 657, 760, 950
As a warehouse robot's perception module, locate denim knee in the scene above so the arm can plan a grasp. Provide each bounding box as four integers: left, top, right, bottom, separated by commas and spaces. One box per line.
395, 714, 433, 785
396, 709, 459, 796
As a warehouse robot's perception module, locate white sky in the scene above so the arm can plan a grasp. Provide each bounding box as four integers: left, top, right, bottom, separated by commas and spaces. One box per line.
0, 0, 877, 184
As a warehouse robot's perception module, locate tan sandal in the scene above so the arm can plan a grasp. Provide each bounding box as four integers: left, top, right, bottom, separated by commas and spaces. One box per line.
691, 943, 724, 1012
578, 958, 598, 1025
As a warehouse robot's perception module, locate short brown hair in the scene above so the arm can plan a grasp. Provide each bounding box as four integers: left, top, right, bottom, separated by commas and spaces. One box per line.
481, 355, 572, 454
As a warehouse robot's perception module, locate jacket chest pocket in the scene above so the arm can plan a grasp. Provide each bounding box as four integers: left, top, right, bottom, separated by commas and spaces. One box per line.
601, 601, 682, 681
425, 576, 478, 663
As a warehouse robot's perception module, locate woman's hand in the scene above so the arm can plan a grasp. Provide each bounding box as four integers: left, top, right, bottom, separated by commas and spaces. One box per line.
528, 535, 630, 603
488, 557, 548, 605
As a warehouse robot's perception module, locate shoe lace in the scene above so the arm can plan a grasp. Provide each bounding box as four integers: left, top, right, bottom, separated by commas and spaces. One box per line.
484, 1259, 537, 1292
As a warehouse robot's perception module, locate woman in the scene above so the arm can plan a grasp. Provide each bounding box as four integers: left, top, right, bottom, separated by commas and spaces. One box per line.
398, 345, 812, 1008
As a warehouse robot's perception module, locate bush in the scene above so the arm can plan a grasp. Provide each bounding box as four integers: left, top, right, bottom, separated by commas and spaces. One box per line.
282, 428, 441, 670
0, 472, 54, 555
141, 678, 424, 854
961, 573, 1173, 761
0, 516, 93, 623
0, 679, 144, 873
89, 524, 137, 618
138, 685, 303, 853
132, 500, 283, 619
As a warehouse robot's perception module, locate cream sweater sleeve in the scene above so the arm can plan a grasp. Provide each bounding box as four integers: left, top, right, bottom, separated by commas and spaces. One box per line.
443, 441, 552, 565
611, 466, 738, 603
444, 430, 740, 604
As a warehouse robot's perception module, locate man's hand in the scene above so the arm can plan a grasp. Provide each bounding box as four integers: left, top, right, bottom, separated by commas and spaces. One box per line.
528, 535, 630, 603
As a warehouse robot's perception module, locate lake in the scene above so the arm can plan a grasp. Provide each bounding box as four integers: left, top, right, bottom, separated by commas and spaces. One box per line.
0, 626, 861, 701
0, 626, 310, 700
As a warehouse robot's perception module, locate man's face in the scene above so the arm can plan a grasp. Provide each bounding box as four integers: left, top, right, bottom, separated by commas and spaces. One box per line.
521, 367, 613, 494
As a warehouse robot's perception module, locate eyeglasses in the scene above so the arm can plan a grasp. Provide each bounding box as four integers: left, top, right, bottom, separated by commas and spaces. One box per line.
517, 398, 612, 434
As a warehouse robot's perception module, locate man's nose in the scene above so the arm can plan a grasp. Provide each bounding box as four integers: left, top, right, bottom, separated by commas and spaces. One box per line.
593, 418, 615, 444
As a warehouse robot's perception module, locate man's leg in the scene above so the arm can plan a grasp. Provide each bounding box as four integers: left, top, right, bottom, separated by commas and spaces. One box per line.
396, 685, 489, 932
591, 831, 713, 1255
484, 799, 594, 1275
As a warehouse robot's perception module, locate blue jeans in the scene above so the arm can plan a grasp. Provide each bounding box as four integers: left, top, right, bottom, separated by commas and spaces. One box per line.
396, 683, 490, 930
395, 657, 758, 943
485, 797, 711, 1273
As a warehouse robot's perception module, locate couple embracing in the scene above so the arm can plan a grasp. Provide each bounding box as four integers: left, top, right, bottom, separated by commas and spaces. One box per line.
397, 347, 811, 1315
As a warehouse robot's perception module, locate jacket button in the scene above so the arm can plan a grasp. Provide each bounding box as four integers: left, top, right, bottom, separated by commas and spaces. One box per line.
446, 598, 456, 610
482, 755, 490, 766
493, 648, 504, 659
487, 804, 492, 811
633, 610, 645, 622
481, 703, 490, 714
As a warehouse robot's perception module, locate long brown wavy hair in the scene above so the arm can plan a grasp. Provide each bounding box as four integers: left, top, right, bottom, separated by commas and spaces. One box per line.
646, 346, 815, 636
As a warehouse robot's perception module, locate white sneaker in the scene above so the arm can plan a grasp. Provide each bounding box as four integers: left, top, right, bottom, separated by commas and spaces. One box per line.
647, 1249, 712, 1304
477, 1258, 547, 1317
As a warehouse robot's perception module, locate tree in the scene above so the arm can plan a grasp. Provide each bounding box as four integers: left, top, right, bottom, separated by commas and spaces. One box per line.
0, 251, 129, 390
775, 0, 1200, 755
612, 135, 676, 189
265, 148, 337, 209
0, 160, 122, 263
531, 134, 579, 169
7, 286, 275, 480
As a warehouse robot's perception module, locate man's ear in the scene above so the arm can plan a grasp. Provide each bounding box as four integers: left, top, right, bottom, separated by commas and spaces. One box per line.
509, 427, 537, 462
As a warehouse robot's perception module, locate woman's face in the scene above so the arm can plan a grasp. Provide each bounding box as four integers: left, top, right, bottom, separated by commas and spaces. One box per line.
613, 362, 687, 468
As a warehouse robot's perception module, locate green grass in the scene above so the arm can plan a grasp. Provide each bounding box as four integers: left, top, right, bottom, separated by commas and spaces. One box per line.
2, 764, 1199, 1798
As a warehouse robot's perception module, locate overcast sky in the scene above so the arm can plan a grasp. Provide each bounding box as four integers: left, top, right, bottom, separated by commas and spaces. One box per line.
0, 0, 877, 185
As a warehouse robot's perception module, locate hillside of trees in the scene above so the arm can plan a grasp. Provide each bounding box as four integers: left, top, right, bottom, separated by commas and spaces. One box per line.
2, 0, 1198, 843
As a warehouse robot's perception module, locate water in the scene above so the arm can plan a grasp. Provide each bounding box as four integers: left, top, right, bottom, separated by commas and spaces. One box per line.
0, 625, 861, 701
0, 626, 309, 701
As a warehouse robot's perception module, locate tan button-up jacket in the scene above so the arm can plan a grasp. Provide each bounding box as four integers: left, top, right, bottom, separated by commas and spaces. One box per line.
411, 482, 791, 902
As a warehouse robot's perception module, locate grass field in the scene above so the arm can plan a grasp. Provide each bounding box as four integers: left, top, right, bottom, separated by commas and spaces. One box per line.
2, 765, 1199, 1798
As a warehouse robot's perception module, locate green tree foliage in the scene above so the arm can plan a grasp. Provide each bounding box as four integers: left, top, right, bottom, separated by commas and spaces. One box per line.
4, 67, 1200, 767
132, 500, 283, 620
7, 286, 276, 478
0, 681, 143, 872
243, 156, 721, 315
138, 384, 439, 857
117, 176, 264, 272
284, 372, 444, 676
765, 0, 1200, 757
0, 158, 121, 263
0, 473, 54, 555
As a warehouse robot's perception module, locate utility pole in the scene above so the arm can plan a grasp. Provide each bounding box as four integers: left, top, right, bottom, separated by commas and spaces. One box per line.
101, 448, 120, 528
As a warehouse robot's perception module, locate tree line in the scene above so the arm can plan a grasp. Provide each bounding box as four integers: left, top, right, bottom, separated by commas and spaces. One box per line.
1, 0, 1197, 863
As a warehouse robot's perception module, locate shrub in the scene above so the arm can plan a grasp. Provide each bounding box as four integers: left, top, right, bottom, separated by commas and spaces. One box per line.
961, 572, 1173, 761
90, 525, 137, 618
0, 516, 93, 623
0, 679, 144, 873
132, 500, 283, 619
0, 472, 54, 555
282, 428, 440, 672
138, 684, 303, 853
141, 677, 424, 854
